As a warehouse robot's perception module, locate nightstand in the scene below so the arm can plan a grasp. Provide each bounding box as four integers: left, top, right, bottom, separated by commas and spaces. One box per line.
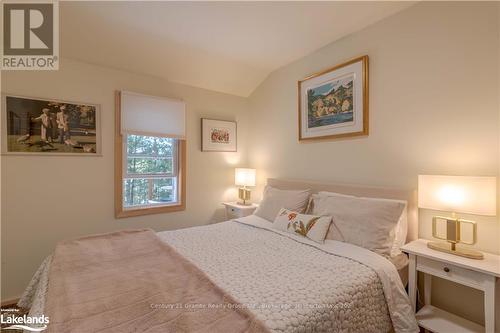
222, 202, 258, 220
402, 239, 500, 333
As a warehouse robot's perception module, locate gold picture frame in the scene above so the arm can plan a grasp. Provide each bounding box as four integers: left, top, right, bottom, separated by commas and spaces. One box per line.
298, 55, 369, 141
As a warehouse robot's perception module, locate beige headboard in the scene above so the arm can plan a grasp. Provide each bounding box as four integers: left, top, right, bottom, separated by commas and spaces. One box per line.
267, 178, 418, 243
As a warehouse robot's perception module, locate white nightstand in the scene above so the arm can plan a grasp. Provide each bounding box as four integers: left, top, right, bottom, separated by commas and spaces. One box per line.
222, 202, 258, 220
402, 239, 500, 333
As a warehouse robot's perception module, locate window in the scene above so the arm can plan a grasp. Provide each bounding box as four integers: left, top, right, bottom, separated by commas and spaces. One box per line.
115, 91, 186, 218
124, 135, 178, 208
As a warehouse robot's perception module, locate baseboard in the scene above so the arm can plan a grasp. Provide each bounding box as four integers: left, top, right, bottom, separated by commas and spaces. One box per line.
1, 297, 20, 307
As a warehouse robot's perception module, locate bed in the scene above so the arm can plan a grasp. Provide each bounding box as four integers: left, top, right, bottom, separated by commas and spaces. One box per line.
18, 178, 419, 332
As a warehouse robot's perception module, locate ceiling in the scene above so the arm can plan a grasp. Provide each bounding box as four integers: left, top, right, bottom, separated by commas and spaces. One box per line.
60, 2, 414, 97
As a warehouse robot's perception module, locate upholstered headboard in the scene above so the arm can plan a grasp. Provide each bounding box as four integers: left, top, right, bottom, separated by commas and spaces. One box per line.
267, 178, 418, 243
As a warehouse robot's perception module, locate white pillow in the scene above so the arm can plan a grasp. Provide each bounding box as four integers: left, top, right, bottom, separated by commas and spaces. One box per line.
254, 186, 311, 222
317, 191, 408, 257
312, 193, 405, 257
392, 207, 408, 256
272, 208, 332, 243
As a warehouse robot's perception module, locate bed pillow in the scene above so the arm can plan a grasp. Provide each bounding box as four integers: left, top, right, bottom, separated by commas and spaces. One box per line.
317, 191, 408, 257
312, 193, 405, 257
272, 208, 332, 243
391, 205, 408, 256
254, 186, 311, 222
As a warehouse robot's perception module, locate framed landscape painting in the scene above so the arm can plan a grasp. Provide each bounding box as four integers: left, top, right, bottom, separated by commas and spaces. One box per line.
2, 94, 101, 155
201, 118, 237, 152
298, 55, 368, 141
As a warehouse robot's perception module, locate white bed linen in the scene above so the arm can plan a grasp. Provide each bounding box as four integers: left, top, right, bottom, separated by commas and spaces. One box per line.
233, 215, 417, 333
19, 216, 418, 333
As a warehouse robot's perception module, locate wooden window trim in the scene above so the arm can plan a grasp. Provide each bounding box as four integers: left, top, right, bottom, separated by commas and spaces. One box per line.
115, 91, 186, 218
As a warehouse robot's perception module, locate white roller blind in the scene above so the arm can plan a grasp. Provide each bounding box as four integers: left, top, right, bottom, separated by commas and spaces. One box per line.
120, 91, 185, 138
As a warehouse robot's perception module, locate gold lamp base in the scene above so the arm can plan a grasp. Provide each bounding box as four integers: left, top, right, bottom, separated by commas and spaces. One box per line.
427, 241, 484, 260
238, 188, 251, 206
428, 215, 483, 260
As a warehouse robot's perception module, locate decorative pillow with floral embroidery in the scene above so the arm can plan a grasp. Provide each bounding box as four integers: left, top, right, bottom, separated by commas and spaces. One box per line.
272, 208, 332, 243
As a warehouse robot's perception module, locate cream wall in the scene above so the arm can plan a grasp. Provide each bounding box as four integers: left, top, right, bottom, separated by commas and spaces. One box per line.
247, 2, 499, 326
497, 3, 500, 327
0, 58, 248, 300
1, 1, 499, 327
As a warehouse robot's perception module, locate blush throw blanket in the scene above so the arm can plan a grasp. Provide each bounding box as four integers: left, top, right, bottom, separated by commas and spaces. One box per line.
45, 229, 269, 333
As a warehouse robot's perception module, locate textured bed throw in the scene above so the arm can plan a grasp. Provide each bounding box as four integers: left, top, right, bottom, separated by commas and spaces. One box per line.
45, 229, 270, 333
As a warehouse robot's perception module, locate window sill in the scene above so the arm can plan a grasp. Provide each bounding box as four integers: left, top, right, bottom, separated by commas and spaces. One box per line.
115, 202, 185, 219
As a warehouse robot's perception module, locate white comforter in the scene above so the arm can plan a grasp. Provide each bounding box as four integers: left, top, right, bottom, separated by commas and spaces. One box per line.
20, 216, 418, 333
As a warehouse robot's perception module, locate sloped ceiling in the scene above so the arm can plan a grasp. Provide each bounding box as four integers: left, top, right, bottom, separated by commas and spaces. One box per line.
61, 1, 415, 97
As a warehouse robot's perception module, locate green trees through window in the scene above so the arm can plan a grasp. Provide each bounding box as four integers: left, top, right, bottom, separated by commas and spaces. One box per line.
123, 135, 177, 208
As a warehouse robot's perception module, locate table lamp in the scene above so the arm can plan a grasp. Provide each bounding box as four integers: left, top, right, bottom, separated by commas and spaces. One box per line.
235, 168, 256, 205
418, 175, 496, 259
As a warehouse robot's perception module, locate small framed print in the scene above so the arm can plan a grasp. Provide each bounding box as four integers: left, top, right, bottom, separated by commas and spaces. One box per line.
201, 118, 237, 152
298, 55, 368, 141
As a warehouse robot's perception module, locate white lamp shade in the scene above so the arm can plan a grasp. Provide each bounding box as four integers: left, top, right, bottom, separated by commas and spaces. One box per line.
418, 175, 497, 216
121, 91, 185, 138
235, 168, 256, 187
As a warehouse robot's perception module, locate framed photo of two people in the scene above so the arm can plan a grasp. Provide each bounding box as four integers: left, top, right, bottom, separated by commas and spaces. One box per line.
2, 94, 101, 155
